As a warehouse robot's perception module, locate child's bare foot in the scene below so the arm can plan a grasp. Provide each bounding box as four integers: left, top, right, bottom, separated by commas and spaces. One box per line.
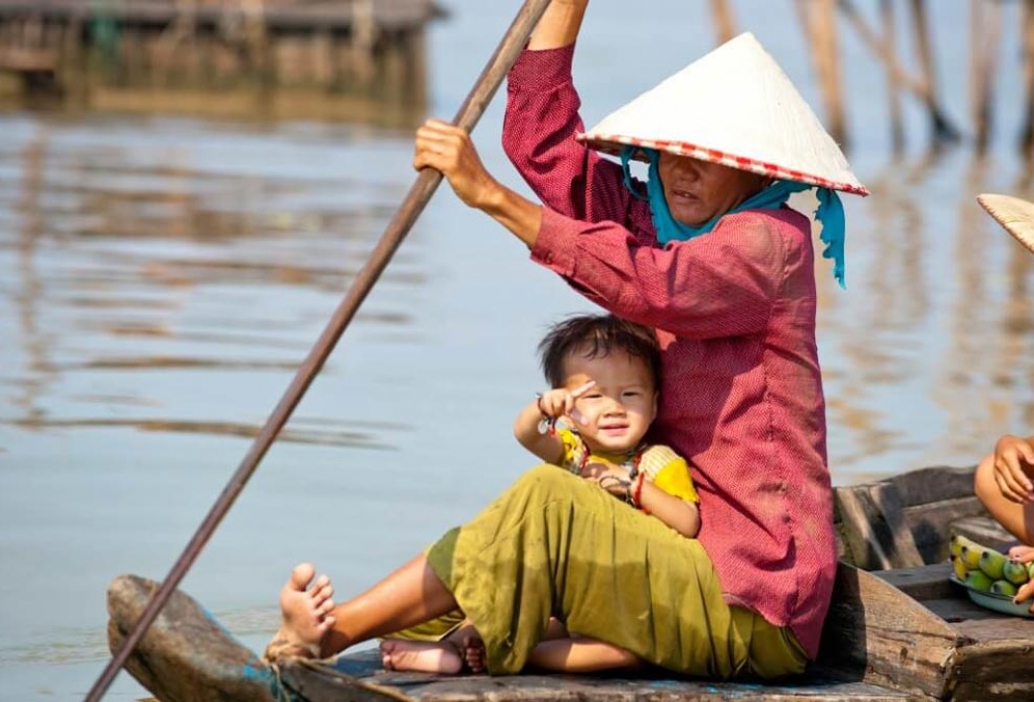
380, 639, 463, 674
461, 638, 486, 673
264, 563, 336, 662
452, 628, 486, 673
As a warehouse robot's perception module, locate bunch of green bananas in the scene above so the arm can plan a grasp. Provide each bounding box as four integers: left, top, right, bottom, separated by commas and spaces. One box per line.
950, 534, 1034, 597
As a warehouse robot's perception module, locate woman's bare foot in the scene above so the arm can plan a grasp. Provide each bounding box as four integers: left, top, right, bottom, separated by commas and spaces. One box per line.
264, 563, 336, 662
380, 639, 463, 674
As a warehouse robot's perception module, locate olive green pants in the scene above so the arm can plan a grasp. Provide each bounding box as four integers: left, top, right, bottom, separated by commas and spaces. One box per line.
417, 465, 807, 678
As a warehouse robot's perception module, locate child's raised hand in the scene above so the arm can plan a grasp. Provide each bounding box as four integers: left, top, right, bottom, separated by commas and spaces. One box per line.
991, 434, 1034, 503
537, 380, 596, 423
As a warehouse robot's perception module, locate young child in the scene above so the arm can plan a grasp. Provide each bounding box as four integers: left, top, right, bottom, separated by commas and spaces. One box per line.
380, 313, 700, 674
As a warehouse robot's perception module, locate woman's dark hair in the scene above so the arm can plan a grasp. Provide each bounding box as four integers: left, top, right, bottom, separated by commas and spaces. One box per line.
538, 314, 661, 390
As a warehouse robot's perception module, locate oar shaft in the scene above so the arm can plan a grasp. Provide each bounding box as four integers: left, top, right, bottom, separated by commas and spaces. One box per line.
84, 2, 552, 699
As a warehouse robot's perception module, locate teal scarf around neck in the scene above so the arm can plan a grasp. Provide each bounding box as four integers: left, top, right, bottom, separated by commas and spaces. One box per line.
620, 146, 847, 288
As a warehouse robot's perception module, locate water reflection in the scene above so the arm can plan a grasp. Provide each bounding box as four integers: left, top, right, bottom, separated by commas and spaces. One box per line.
1, 116, 423, 450
7, 116, 1034, 479
819, 144, 1034, 478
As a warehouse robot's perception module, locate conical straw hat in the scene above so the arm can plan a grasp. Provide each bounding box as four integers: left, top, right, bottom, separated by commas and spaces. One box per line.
577, 33, 868, 196
978, 193, 1034, 255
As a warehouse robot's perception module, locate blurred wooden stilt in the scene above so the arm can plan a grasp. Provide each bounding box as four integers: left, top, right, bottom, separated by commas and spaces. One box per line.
969, 0, 1002, 154
797, 0, 848, 146
1021, 0, 1034, 158
908, 0, 957, 144
242, 0, 270, 85
837, 0, 960, 144
879, 0, 904, 153
708, 0, 736, 45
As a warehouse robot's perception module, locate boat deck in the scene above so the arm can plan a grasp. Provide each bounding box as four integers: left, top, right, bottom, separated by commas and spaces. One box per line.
107, 564, 1034, 701
106, 465, 1034, 701
284, 648, 912, 701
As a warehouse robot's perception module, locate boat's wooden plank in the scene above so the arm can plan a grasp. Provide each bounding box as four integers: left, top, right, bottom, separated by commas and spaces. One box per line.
948, 516, 1017, 552
107, 574, 284, 702
954, 613, 1034, 644
884, 466, 976, 507
874, 562, 956, 602
835, 481, 924, 570
952, 639, 1034, 682
904, 497, 996, 564
109, 574, 914, 702
107, 574, 396, 702
292, 649, 915, 701
280, 657, 410, 701
919, 598, 1034, 643
819, 562, 960, 700
951, 681, 1034, 702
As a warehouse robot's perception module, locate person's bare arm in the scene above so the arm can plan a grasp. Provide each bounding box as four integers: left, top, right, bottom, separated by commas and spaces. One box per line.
514, 398, 563, 464
514, 382, 597, 464
588, 465, 700, 538
528, 0, 588, 50
636, 481, 700, 538
991, 434, 1034, 503
413, 120, 541, 247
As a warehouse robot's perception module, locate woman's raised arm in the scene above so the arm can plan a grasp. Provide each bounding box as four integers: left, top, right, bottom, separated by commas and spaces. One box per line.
528, 0, 588, 50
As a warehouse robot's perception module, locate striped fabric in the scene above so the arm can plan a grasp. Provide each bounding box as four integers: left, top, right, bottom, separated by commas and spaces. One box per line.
502, 45, 838, 661
581, 134, 870, 196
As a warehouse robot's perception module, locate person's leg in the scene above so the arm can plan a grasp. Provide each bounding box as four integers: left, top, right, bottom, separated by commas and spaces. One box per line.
379, 617, 481, 674
269, 554, 459, 660
379, 639, 464, 674
449, 615, 571, 674
975, 453, 1034, 544
428, 464, 770, 677
265, 563, 337, 660
528, 636, 642, 673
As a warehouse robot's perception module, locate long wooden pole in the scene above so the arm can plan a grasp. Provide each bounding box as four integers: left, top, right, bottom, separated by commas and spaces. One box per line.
82, 1, 553, 699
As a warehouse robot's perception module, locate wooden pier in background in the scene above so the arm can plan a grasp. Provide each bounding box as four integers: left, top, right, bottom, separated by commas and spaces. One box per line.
5, 0, 1034, 155
709, 0, 1034, 158
0, 0, 441, 120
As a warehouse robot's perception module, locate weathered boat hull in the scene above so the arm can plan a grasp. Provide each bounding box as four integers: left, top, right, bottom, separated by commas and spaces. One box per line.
107, 574, 911, 701
106, 465, 1034, 701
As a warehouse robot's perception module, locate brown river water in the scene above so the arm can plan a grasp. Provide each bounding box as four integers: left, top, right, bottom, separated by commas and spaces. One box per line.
3, 1, 1034, 699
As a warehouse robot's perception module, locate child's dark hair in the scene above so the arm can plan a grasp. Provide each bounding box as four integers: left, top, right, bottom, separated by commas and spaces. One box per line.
538, 314, 661, 390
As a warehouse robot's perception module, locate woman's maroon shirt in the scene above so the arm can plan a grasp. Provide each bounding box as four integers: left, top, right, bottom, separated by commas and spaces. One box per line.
503, 45, 838, 659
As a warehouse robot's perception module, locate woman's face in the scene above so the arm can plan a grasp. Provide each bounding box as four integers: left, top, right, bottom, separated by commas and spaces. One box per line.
657, 152, 771, 226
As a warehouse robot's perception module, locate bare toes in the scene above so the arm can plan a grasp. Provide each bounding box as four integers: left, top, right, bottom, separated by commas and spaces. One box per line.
312, 581, 334, 607
290, 563, 316, 589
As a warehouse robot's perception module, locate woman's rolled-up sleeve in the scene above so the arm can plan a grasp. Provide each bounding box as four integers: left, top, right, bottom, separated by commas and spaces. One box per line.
503, 46, 652, 239
531, 207, 787, 340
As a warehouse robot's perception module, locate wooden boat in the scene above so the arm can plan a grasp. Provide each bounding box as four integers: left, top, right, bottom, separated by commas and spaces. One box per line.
107, 465, 1034, 702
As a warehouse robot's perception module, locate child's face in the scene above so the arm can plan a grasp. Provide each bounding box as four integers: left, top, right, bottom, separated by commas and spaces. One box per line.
562, 348, 658, 454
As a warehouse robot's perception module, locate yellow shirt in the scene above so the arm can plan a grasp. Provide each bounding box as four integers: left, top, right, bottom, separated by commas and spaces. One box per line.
555, 428, 698, 503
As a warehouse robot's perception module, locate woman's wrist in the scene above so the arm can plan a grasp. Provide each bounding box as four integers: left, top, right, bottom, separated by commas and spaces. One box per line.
477, 180, 543, 248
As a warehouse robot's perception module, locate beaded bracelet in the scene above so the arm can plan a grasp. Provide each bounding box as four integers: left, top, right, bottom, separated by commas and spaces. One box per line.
535, 393, 557, 436
632, 472, 647, 512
